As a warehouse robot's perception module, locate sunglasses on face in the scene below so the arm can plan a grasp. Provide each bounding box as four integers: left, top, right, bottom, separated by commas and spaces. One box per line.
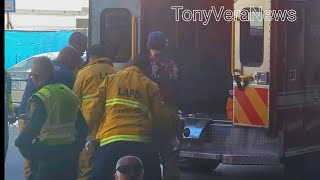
30, 73, 40, 79
116, 165, 143, 176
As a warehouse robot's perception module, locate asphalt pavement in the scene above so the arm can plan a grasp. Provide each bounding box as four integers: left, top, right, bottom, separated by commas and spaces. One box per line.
5, 126, 25, 180
5, 126, 287, 180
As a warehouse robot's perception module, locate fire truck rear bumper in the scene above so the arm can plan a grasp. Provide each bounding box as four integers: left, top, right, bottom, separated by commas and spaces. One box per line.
179, 117, 282, 165
180, 151, 280, 165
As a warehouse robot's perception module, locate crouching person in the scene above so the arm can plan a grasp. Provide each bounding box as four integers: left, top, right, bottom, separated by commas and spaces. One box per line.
115, 156, 144, 180
15, 56, 88, 180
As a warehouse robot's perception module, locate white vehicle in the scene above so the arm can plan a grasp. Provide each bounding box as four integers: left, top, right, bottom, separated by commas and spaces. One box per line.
8, 52, 88, 105
8, 52, 60, 105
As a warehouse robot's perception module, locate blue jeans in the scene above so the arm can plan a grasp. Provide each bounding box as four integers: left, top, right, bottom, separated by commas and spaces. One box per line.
89, 141, 162, 180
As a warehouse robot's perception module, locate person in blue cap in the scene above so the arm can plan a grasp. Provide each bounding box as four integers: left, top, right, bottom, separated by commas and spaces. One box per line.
147, 31, 182, 180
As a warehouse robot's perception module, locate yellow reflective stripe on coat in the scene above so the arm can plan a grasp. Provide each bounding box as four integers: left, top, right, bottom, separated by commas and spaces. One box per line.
83, 94, 95, 102
105, 98, 152, 119
100, 135, 152, 147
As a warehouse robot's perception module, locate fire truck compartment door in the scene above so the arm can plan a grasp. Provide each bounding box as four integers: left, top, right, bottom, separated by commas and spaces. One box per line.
183, 118, 211, 140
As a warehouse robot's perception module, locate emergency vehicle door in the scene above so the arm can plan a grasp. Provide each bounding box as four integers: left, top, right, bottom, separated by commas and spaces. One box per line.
232, 0, 271, 127
89, 0, 140, 70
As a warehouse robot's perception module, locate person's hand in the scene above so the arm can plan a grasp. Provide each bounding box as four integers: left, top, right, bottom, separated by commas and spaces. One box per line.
8, 114, 17, 125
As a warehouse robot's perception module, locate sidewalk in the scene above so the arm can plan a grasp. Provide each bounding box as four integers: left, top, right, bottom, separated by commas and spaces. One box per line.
5, 126, 24, 180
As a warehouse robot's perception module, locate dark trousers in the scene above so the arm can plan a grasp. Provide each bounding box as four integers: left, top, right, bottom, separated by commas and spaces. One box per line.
88, 141, 162, 180
27, 148, 80, 180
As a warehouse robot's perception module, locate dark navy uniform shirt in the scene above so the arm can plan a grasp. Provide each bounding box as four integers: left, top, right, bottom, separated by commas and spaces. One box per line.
15, 85, 88, 160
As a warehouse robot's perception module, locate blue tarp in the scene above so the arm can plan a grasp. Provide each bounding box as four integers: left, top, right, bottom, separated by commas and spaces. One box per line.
5, 30, 79, 69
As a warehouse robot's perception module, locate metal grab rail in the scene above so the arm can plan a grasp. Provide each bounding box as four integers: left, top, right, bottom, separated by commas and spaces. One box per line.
231, 19, 237, 77
131, 16, 137, 62
230, 18, 253, 89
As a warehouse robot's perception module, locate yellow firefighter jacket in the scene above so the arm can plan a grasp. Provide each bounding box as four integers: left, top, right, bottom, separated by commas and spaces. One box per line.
87, 66, 173, 147
73, 57, 117, 140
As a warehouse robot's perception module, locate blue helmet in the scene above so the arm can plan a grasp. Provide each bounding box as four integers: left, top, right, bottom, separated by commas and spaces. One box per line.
147, 31, 168, 50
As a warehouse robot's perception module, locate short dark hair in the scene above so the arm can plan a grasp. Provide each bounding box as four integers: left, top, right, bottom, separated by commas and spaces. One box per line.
68, 32, 88, 55
86, 44, 114, 59
57, 46, 83, 70
33, 56, 54, 77
69, 32, 87, 46
132, 54, 151, 74
116, 156, 144, 177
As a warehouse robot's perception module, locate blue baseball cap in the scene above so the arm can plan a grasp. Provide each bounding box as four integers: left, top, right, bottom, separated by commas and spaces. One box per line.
147, 31, 168, 50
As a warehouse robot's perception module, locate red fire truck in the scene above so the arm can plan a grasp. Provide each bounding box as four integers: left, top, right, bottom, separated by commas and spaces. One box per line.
89, 0, 320, 176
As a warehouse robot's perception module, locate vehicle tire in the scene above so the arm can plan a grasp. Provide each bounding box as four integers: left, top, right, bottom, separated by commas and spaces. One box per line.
179, 158, 219, 173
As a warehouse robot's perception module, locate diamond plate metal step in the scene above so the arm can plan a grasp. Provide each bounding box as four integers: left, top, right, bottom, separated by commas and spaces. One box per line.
179, 151, 280, 165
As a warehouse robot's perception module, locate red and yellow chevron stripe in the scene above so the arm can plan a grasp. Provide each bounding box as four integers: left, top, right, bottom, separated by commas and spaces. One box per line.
233, 86, 269, 127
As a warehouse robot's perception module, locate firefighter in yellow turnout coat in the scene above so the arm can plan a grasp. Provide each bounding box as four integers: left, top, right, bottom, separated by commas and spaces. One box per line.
87, 55, 174, 180
73, 44, 117, 180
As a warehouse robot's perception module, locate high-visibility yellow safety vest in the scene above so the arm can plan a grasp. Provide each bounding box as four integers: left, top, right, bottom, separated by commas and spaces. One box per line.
27, 84, 80, 146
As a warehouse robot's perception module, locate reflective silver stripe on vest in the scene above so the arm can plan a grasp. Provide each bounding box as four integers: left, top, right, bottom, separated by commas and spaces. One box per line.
33, 84, 79, 145
40, 123, 76, 143
41, 122, 75, 129
40, 132, 75, 139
